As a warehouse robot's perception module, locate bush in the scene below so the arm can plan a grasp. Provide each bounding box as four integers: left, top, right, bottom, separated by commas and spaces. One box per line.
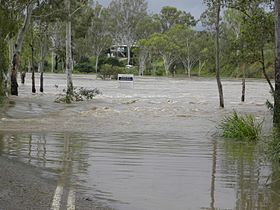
218, 111, 263, 141
98, 57, 125, 68
98, 64, 125, 80
74, 62, 95, 73
55, 87, 102, 103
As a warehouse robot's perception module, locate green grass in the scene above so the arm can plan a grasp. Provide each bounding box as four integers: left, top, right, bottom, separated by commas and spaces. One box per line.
268, 127, 280, 162
218, 111, 263, 141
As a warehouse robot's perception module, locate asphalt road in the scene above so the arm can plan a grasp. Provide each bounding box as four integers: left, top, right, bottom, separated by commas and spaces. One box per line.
0, 155, 112, 210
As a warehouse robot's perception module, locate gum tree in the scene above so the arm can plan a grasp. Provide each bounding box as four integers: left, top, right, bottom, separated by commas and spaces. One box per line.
202, 0, 225, 108
108, 0, 148, 65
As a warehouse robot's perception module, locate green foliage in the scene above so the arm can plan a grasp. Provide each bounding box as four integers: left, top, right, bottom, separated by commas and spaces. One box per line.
267, 127, 280, 162
74, 62, 95, 73
158, 6, 196, 32
55, 87, 102, 103
105, 57, 124, 67
98, 64, 125, 80
218, 111, 263, 141
98, 64, 138, 79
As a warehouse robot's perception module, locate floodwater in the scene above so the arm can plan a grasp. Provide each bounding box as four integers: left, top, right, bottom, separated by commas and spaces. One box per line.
0, 73, 280, 210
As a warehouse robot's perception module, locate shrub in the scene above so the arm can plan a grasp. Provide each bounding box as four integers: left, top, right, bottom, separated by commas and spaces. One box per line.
98, 64, 125, 80
74, 62, 95, 73
218, 111, 263, 141
98, 57, 125, 68
55, 87, 101, 103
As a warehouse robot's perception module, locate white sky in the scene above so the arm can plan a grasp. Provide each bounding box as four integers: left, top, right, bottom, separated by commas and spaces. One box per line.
98, 0, 205, 19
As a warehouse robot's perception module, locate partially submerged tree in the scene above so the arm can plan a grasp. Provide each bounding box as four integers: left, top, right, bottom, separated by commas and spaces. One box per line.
202, 0, 225, 108
11, 1, 35, 96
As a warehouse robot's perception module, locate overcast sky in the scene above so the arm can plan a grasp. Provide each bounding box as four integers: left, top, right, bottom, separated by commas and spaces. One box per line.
98, 0, 205, 19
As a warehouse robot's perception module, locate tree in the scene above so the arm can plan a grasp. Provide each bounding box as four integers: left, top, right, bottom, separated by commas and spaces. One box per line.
136, 16, 161, 76
234, 4, 274, 93
170, 25, 198, 78
108, 0, 148, 65
137, 39, 150, 76
275, 0, 280, 124
86, 4, 112, 73
0, 1, 19, 97
10, 1, 35, 96
146, 32, 179, 76
158, 6, 196, 32
202, 0, 225, 108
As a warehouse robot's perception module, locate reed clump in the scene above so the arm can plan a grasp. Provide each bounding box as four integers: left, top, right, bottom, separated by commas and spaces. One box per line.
218, 111, 263, 141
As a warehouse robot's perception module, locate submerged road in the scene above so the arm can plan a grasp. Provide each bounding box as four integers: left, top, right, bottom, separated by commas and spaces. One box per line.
0, 73, 278, 210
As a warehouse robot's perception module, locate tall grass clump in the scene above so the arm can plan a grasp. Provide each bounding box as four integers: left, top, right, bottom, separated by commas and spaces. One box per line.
218, 111, 263, 141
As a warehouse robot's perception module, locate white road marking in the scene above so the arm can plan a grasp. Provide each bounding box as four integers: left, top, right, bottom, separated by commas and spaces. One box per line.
51, 185, 64, 210
67, 188, 76, 210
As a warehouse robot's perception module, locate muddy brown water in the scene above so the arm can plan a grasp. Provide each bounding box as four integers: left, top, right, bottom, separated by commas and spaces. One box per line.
0, 73, 280, 210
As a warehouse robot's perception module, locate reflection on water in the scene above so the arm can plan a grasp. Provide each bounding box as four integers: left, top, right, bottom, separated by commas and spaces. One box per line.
1, 132, 280, 210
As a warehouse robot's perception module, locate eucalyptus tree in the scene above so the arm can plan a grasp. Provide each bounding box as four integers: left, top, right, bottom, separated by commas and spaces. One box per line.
229, 2, 274, 91
135, 16, 161, 76
0, 1, 18, 97
62, 0, 88, 96
108, 0, 148, 66
202, 0, 225, 108
86, 4, 112, 73
169, 25, 198, 78
196, 31, 215, 76
8, 0, 36, 96
146, 32, 180, 76
158, 6, 197, 32
224, 9, 247, 101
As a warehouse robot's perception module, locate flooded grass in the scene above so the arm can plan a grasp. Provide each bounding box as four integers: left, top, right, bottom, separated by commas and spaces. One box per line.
218, 111, 263, 141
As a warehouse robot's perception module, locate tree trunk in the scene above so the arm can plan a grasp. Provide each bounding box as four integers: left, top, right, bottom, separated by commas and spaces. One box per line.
6, 38, 14, 94
11, 3, 33, 95
198, 60, 205, 77
65, 0, 74, 96
21, 72, 26, 84
30, 20, 36, 94
127, 45, 131, 65
0, 32, 4, 97
40, 72, 44, 93
187, 57, 191, 78
55, 55, 58, 72
95, 55, 99, 74
275, 0, 280, 124
31, 43, 36, 93
139, 49, 148, 76
261, 49, 274, 93
215, 0, 224, 108
187, 39, 191, 78
163, 55, 171, 76
51, 51, 55, 73
241, 64, 246, 102
39, 23, 48, 93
